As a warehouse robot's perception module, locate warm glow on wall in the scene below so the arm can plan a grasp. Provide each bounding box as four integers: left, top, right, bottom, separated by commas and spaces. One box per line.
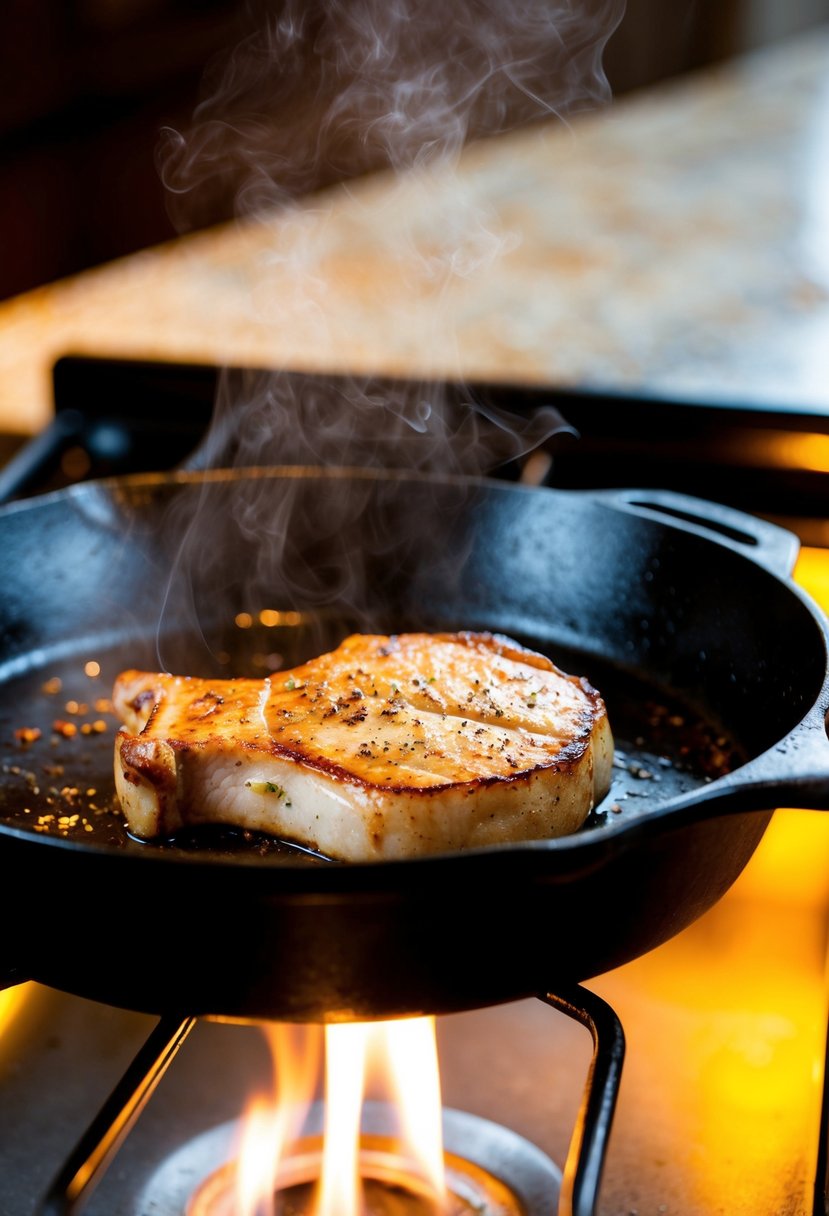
0, 983, 31, 1046
730, 546, 829, 908
795, 545, 829, 608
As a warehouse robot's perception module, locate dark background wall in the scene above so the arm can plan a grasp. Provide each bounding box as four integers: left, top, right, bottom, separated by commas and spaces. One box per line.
1, 0, 827, 303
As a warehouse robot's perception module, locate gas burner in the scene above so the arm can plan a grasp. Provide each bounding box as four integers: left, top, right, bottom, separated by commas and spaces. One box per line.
33, 991, 622, 1216
141, 1105, 560, 1216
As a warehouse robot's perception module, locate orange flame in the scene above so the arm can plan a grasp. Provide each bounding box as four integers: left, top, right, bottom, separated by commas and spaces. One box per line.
317, 1023, 371, 1216
365, 1017, 446, 1199
234, 1024, 322, 1215
234, 1017, 446, 1216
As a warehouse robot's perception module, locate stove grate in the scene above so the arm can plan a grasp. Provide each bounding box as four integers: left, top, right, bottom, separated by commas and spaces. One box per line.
27, 987, 623, 1216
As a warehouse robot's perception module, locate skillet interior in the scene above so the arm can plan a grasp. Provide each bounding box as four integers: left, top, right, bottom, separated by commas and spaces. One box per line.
0, 470, 826, 1018
0, 617, 743, 858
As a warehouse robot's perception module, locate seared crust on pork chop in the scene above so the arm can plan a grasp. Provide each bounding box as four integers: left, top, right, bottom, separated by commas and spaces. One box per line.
113, 632, 613, 860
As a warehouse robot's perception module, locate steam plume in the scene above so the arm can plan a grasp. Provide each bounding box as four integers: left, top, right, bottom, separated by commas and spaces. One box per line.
160, 0, 624, 227
153, 0, 625, 668
157, 0, 624, 481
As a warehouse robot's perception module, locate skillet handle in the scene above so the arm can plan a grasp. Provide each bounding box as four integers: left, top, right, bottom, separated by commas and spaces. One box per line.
738, 708, 829, 811
661, 708, 829, 823
591, 488, 800, 579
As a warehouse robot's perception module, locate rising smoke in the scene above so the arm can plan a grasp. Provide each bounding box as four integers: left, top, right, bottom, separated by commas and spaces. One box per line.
154, 0, 625, 666
160, 0, 624, 227
158, 0, 623, 477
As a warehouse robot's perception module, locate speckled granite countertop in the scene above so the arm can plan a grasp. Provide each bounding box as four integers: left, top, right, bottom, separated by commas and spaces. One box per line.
1, 29, 828, 433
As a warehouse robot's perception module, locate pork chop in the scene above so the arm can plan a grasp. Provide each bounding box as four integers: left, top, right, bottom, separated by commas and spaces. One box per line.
113, 632, 613, 860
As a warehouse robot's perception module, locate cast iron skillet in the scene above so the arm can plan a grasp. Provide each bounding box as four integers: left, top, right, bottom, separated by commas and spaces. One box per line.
1, 468, 828, 1022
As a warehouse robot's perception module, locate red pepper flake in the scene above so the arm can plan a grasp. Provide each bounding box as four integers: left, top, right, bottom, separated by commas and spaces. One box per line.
14, 727, 41, 746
